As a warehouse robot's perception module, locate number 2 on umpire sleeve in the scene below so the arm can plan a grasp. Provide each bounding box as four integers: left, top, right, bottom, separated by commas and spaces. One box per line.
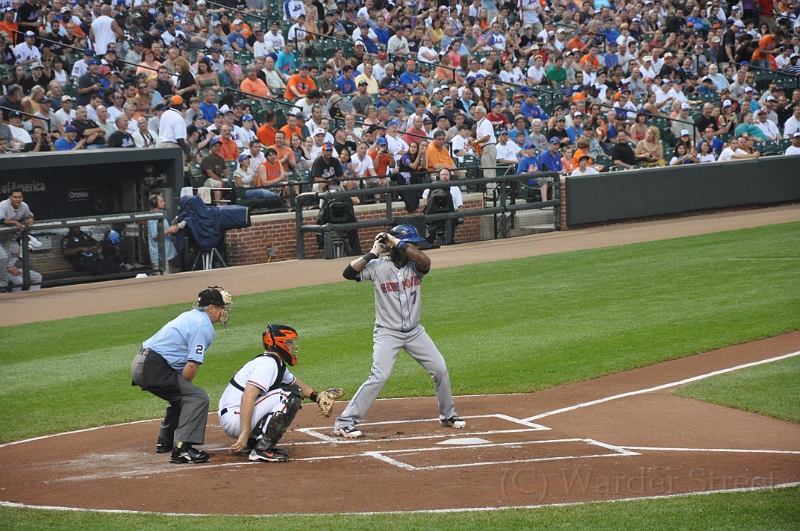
410, 290, 417, 305
195, 345, 204, 355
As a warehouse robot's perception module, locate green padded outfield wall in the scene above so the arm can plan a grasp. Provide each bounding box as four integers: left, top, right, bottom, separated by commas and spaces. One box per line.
565, 156, 800, 226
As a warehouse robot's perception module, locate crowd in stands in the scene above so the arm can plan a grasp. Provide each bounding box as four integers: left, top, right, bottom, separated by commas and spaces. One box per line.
1, 0, 800, 202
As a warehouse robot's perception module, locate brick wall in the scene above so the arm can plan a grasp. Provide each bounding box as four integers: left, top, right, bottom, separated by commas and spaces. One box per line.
559, 176, 569, 231
225, 194, 484, 265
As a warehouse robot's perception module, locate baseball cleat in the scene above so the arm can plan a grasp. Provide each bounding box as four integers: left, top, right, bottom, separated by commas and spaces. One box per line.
156, 437, 173, 454
170, 445, 210, 464
249, 447, 289, 462
440, 416, 466, 429
334, 425, 362, 438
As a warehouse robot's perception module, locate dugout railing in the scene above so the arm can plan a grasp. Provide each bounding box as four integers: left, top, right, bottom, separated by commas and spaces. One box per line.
0, 212, 167, 292
294, 171, 559, 259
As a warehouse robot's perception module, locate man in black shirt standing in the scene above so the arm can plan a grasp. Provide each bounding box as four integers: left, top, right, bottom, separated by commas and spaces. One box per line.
77, 59, 103, 106
15, 0, 40, 44
311, 142, 344, 192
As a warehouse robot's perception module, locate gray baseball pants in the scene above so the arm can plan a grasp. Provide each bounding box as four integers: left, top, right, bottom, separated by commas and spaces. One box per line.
335, 325, 457, 429
131, 350, 209, 446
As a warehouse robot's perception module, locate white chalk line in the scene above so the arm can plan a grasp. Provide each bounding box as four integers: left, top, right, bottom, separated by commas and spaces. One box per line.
523, 350, 800, 422
362, 438, 639, 471
620, 446, 800, 455
2, 482, 798, 518
47, 438, 638, 481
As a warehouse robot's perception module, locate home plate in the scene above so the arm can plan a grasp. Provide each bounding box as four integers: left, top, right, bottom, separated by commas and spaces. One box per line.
437, 437, 491, 445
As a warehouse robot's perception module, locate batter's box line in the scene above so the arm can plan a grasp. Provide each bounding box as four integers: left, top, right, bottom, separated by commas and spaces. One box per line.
295, 414, 550, 444
364, 438, 640, 471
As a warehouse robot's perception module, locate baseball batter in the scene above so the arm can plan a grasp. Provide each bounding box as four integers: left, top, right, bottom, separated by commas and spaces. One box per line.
218, 324, 344, 462
334, 225, 466, 438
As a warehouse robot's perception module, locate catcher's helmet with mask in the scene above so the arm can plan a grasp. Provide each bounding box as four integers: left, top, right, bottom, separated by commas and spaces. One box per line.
263, 324, 299, 366
388, 224, 425, 244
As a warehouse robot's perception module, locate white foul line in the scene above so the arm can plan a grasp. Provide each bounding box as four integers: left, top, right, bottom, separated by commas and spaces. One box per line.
523, 350, 800, 422
620, 446, 800, 455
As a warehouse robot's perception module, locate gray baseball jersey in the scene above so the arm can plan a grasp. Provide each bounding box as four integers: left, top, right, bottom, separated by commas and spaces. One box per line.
360, 256, 426, 332
0, 199, 33, 244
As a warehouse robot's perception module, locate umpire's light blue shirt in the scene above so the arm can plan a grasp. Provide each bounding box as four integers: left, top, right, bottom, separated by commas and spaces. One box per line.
143, 309, 216, 372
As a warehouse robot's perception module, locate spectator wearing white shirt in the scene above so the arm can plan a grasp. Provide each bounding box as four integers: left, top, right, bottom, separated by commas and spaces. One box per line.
666, 78, 689, 105
265, 22, 286, 50
252, 29, 274, 58
14, 31, 41, 65
495, 130, 520, 165
785, 132, 800, 155
718, 137, 760, 161
450, 124, 474, 163
571, 154, 599, 175
754, 108, 782, 141
783, 106, 800, 137
639, 56, 657, 80
385, 120, 409, 161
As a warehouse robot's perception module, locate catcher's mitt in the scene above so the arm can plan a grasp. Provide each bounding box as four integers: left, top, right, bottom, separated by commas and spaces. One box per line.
316, 388, 345, 417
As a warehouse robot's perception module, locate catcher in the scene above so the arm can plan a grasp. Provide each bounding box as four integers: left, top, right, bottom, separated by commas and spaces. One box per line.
218, 324, 344, 462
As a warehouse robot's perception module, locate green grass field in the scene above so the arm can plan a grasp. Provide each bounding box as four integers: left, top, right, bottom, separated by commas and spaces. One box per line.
674, 355, 800, 422
1, 222, 799, 528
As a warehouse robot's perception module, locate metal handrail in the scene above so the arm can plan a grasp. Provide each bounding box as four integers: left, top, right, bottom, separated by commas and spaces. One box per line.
293, 171, 559, 259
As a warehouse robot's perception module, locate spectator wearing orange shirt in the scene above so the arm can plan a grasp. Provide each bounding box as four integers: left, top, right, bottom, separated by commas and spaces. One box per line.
256, 110, 277, 146
258, 148, 286, 187
240, 64, 272, 98
284, 63, 317, 100
751, 30, 780, 70
0, 10, 18, 41
218, 125, 239, 161
426, 130, 455, 171
367, 137, 395, 178
269, 131, 297, 171
566, 33, 587, 55
279, 113, 303, 143
579, 45, 600, 69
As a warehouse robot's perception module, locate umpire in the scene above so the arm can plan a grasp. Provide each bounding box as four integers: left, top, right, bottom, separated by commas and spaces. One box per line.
131, 286, 233, 464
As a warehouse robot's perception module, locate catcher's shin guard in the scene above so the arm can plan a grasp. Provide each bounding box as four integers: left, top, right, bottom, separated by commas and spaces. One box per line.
257, 390, 302, 450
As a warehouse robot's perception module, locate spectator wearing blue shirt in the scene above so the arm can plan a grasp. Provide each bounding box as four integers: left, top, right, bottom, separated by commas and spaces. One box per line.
535, 137, 562, 202
374, 17, 390, 45
227, 20, 248, 51
335, 65, 357, 95
199, 87, 218, 123
600, 19, 620, 44
565, 112, 585, 144
399, 60, 421, 89
54, 125, 84, 150
131, 287, 232, 464
521, 91, 549, 123
275, 43, 297, 74
517, 142, 539, 186
602, 42, 619, 69
356, 24, 379, 54
606, 111, 627, 142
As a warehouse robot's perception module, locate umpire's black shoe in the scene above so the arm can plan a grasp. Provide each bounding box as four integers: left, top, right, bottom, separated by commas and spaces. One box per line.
170, 443, 210, 464
156, 437, 173, 454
